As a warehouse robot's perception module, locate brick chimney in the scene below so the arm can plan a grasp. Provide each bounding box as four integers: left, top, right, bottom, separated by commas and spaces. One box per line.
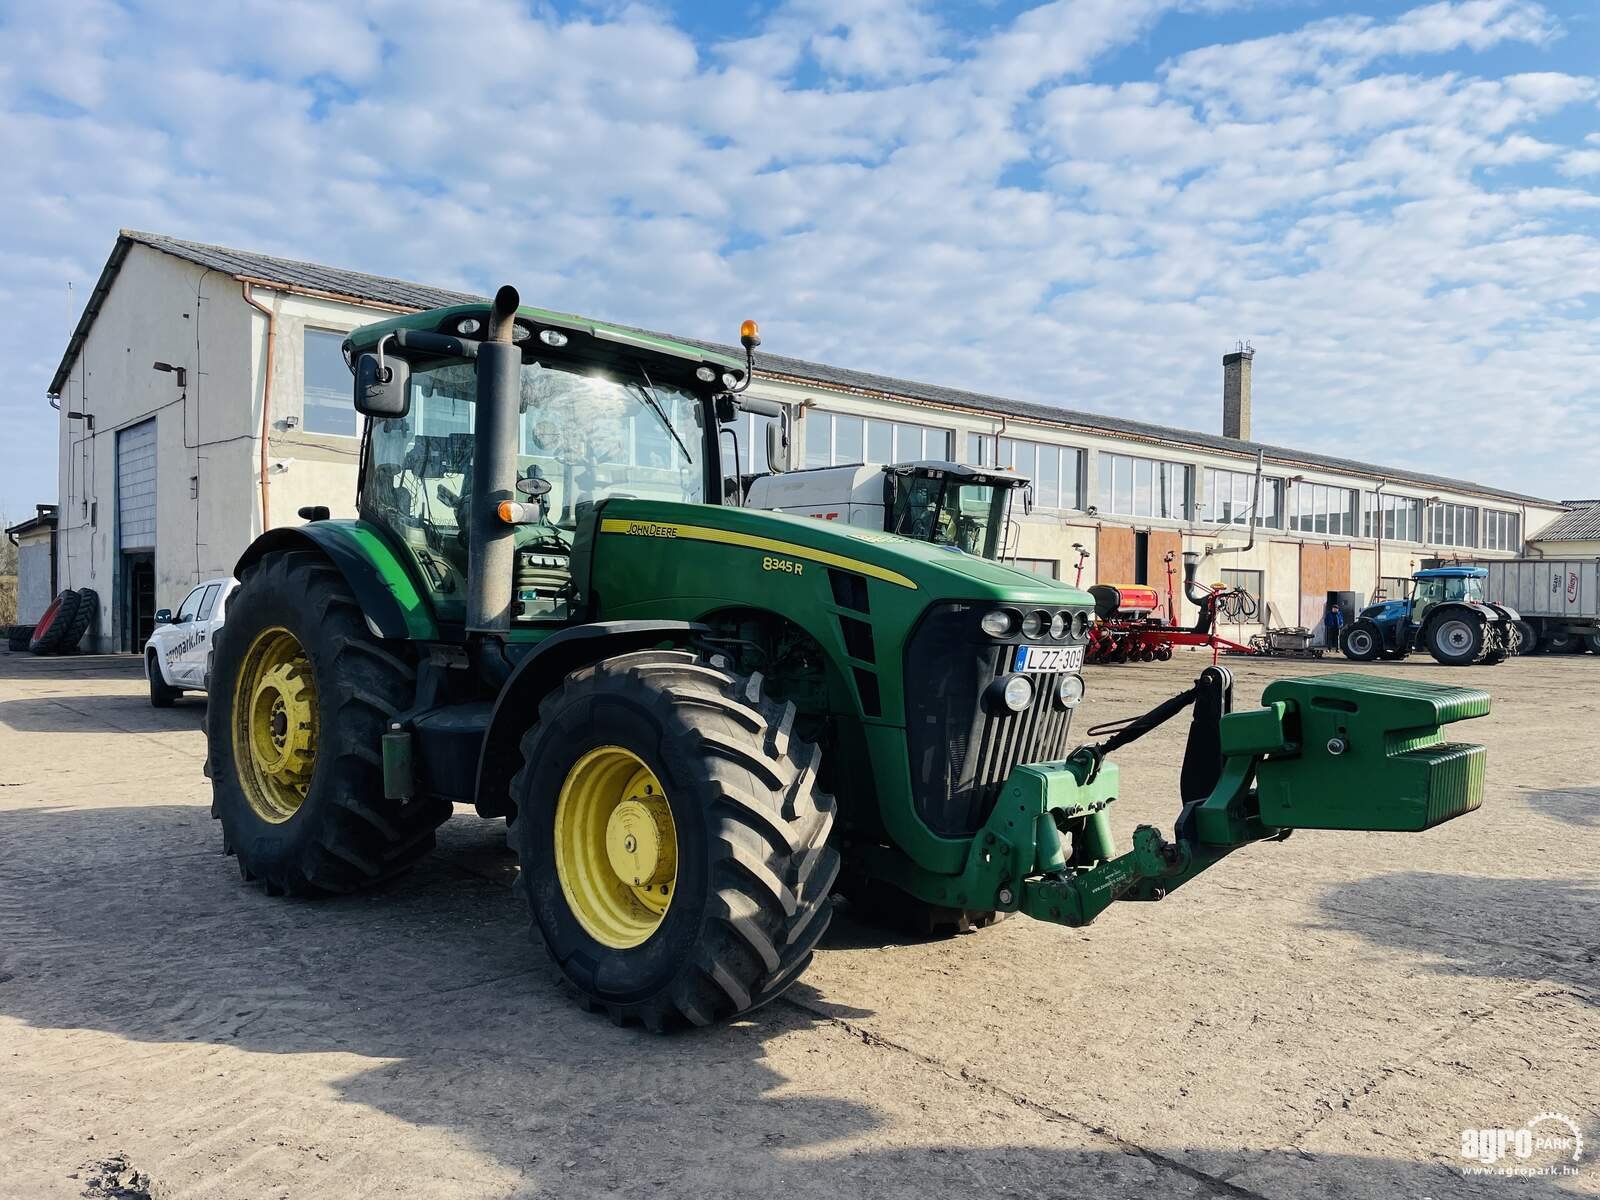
1222, 344, 1253, 440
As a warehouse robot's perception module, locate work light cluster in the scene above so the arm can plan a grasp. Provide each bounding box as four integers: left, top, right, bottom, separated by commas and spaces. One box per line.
980, 608, 1091, 640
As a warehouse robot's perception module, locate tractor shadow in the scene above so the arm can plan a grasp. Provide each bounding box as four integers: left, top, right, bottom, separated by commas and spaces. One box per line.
0, 692, 208, 735
1525, 788, 1600, 829
1314, 870, 1600, 1002
0, 804, 1588, 1198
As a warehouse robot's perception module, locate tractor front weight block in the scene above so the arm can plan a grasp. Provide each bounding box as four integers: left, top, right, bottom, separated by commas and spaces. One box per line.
874, 672, 1490, 932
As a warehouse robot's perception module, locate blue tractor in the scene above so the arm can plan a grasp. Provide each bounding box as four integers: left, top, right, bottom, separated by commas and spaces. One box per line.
1341, 567, 1520, 666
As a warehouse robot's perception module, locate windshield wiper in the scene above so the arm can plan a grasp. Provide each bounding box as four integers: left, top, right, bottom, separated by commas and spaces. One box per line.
629, 361, 693, 465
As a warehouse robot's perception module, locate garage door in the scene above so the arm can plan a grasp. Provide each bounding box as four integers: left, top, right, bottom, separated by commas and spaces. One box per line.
117, 419, 157, 551
1299, 544, 1351, 627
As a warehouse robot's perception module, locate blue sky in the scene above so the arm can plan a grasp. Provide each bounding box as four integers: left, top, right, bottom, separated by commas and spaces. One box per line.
2, 0, 1598, 523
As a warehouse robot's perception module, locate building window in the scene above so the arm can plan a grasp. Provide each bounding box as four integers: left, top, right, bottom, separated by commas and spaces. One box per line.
1362, 493, 1423, 543
1289, 483, 1358, 537
968, 435, 1084, 510
1097, 452, 1191, 520
303, 329, 356, 436
1202, 468, 1281, 528
1007, 557, 1060, 579
805, 410, 949, 467
1428, 502, 1478, 548
1219, 568, 1263, 607
1482, 508, 1520, 552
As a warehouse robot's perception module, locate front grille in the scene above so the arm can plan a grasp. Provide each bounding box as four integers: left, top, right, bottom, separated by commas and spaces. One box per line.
968, 655, 1076, 818
903, 603, 1084, 837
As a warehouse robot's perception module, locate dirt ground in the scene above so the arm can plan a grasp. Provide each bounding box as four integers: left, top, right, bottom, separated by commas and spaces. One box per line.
0, 645, 1595, 1200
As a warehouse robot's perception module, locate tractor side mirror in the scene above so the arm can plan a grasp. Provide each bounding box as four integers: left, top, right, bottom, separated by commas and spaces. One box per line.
354, 351, 411, 419
764, 416, 789, 473
154, 608, 173, 625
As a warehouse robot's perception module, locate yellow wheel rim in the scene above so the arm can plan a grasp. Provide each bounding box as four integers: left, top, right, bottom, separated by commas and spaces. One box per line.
231, 626, 319, 824
553, 746, 677, 949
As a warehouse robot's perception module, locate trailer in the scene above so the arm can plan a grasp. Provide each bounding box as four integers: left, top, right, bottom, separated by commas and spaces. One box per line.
1468, 558, 1600, 654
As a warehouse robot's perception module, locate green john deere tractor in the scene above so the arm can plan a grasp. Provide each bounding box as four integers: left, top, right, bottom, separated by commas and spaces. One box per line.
208, 286, 1492, 1030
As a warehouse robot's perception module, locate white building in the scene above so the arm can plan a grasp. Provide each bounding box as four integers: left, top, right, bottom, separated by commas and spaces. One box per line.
1524, 501, 1600, 559
47, 230, 1568, 653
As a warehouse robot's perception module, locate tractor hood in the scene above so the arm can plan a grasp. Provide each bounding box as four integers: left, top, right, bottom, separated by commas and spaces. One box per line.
592, 499, 1091, 608
1361, 599, 1409, 621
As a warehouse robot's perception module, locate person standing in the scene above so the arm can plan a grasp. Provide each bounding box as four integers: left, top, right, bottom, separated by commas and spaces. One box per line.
1324, 599, 1345, 650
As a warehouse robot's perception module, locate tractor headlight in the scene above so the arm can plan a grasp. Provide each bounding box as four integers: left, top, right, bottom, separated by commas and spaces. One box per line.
1001, 675, 1034, 712
981, 609, 1018, 638
1056, 674, 1085, 709
1049, 612, 1067, 639
1072, 610, 1090, 638
1020, 610, 1048, 639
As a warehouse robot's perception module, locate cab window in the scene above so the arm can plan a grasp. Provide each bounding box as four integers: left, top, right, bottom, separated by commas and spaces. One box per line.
176, 587, 206, 623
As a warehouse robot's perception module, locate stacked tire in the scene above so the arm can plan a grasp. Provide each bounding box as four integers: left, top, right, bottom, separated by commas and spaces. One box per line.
27, 589, 98, 655
6, 624, 34, 652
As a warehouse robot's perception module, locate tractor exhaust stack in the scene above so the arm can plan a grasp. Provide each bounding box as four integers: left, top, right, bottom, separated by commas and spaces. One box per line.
469, 285, 524, 633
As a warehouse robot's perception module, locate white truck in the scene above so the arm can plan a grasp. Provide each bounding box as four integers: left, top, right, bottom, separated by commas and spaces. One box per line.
1468, 557, 1600, 654
143, 576, 238, 705
744, 461, 1031, 558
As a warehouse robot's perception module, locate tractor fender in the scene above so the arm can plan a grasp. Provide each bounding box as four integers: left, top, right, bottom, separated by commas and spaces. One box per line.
474, 620, 706, 819
234, 522, 438, 640
1485, 601, 1520, 623
1418, 600, 1497, 642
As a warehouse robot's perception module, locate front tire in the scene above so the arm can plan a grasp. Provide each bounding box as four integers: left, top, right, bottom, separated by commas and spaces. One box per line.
1341, 620, 1382, 662
1427, 614, 1486, 666
207, 551, 451, 896
147, 651, 181, 708
509, 649, 839, 1031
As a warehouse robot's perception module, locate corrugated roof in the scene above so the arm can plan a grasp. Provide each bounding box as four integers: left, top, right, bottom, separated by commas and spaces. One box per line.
50, 230, 1559, 508
1529, 502, 1600, 541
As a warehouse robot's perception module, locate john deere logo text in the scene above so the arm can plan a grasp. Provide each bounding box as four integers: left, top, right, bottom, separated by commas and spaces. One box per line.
622, 522, 678, 539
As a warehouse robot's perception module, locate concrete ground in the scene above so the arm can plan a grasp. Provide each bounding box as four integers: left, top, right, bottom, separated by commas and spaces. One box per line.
0, 646, 1595, 1200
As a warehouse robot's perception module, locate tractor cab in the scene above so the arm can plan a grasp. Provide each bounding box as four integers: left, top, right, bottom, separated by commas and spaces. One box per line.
1410, 567, 1485, 624
744, 460, 1029, 559
344, 290, 769, 632
885, 463, 1027, 557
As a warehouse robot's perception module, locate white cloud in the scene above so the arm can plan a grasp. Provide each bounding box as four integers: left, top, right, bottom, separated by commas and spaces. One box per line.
0, 0, 1597, 520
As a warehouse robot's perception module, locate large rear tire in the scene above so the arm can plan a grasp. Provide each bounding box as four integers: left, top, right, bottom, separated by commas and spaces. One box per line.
207, 550, 451, 896
1512, 620, 1537, 655
509, 649, 839, 1031
28, 590, 81, 655
58, 587, 97, 653
1426, 614, 1486, 666
1540, 628, 1579, 655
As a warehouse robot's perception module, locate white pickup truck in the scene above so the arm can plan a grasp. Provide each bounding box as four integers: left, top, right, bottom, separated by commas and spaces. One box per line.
143, 576, 237, 706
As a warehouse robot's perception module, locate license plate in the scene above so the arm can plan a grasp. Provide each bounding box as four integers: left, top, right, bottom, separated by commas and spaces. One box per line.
1012, 644, 1084, 674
